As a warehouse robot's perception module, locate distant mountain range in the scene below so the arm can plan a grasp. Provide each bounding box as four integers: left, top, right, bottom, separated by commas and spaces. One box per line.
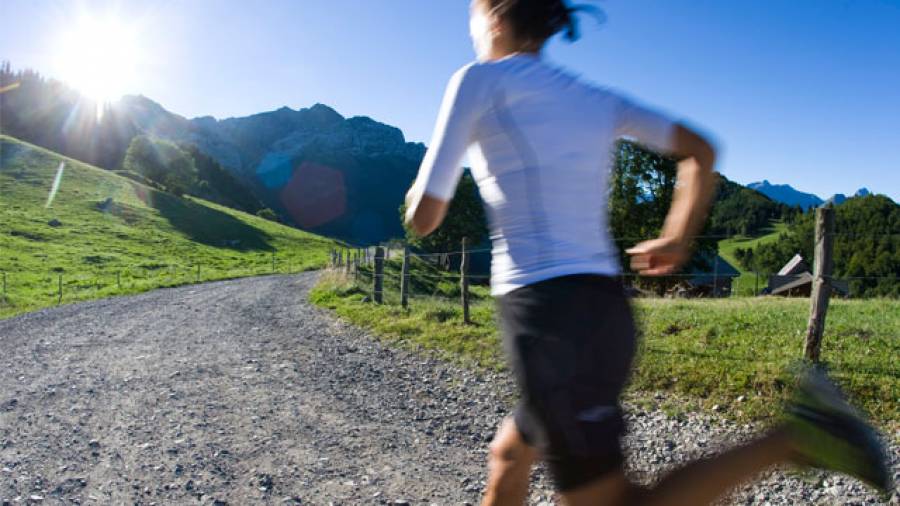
747, 180, 875, 209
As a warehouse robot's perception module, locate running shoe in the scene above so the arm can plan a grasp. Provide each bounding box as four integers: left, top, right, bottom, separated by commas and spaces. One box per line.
785, 366, 892, 494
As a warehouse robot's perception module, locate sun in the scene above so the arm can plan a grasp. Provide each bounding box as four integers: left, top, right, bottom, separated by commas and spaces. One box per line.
54, 14, 141, 108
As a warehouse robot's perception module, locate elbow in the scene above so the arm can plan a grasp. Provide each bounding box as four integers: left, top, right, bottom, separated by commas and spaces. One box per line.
405, 194, 447, 237
674, 123, 717, 172
407, 215, 437, 237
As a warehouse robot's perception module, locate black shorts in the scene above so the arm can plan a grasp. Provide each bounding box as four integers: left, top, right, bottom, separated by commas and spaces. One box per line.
497, 274, 636, 492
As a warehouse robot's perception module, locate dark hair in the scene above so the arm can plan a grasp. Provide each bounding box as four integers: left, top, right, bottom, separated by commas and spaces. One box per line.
480, 0, 603, 49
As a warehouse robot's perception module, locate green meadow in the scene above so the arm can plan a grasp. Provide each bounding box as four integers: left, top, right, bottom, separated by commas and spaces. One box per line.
717, 220, 790, 295
0, 135, 339, 319
312, 260, 899, 435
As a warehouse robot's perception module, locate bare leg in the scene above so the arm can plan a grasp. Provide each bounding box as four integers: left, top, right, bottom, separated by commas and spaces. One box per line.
559, 428, 796, 506
559, 470, 638, 506
482, 417, 539, 506
638, 429, 794, 506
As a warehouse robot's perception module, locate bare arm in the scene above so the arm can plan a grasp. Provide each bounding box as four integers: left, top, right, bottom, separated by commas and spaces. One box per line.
404, 187, 449, 237
404, 65, 484, 238
627, 123, 718, 275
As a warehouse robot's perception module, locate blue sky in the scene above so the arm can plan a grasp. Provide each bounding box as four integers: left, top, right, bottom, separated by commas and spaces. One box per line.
2, 0, 899, 201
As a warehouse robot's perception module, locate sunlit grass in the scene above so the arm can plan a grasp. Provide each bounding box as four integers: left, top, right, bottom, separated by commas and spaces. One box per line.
312, 267, 899, 434
0, 135, 340, 319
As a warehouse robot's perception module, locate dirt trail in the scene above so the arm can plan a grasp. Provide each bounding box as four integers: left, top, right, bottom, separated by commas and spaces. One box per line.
1, 273, 895, 505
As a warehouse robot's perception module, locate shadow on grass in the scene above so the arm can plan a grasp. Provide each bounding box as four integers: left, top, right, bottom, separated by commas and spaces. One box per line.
142, 184, 274, 252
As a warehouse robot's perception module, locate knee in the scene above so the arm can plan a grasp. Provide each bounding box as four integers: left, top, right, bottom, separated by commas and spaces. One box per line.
488, 434, 531, 469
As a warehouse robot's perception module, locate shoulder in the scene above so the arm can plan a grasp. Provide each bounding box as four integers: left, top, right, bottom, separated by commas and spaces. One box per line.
448, 61, 496, 89
442, 61, 499, 105
532, 58, 623, 105
575, 78, 626, 105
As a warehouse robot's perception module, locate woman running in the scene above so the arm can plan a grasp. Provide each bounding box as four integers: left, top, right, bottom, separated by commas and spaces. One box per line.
404, 1, 891, 504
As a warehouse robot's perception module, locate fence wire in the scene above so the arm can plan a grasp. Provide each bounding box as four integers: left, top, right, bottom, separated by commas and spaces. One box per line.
335, 229, 898, 311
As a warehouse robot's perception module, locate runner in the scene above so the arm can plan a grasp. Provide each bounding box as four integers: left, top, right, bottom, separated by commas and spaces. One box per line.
403, 1, 892, 504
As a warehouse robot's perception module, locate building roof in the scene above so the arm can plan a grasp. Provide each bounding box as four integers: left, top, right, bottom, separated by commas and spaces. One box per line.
769, 272, 850, 296
778, 253, 809, 276
770, 272, 813, 295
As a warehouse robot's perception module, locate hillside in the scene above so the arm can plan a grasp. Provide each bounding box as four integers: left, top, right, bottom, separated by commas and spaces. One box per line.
734, 195, 900, 297
717, 220, 789, 295
0, 135, 339, 319
1, 66, 425, 245
708, 174, 793, 237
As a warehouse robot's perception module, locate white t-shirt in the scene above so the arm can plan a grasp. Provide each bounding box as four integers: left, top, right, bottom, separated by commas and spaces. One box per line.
413, 53, 676, 296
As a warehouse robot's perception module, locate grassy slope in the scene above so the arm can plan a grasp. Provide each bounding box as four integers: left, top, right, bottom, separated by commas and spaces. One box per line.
718, 220, 789, 295
0, 135, 339, 319
312, 266, 899, 434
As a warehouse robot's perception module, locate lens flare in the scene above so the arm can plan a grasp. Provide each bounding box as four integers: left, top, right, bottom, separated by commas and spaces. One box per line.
46, 162, 66, 209
0, 82, 20, 94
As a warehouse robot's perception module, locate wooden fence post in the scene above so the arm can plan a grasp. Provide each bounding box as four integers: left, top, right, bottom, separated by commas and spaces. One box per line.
804, 206, 835, 362
272, 251, 276, 273
374, 246, 385, 304
117, 271, 121, 290
57, 274, 63, 305
400, 246, 410, 309
713, 256, 719, 297
2, 272, 6, 299
460, 238, 471, 324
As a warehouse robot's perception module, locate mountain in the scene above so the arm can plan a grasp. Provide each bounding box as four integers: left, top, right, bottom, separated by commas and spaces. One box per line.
1, 65, 426, 245
118, 95, 427, 244
747, 180, 824, 209
825, 188, 872, 206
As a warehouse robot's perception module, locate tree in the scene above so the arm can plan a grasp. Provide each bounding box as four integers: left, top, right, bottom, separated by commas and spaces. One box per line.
123, 135, 197, 196
609, 140, 718, 288
708, 173, 786, 237
401, 170, 489, 254
741, 195, 899, 297
256, 208, 279, 222
181, 143, 263, 213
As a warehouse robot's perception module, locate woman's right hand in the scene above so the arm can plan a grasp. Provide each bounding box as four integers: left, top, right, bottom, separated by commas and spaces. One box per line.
626, 235, 691, 276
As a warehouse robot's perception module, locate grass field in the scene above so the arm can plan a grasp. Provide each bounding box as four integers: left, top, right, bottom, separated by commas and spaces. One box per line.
718, 220, 790, 295
0, 135, 340, 319
312, 263, 899, 435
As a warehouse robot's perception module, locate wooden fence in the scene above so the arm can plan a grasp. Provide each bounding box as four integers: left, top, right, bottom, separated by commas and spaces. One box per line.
332, 208, 841, 359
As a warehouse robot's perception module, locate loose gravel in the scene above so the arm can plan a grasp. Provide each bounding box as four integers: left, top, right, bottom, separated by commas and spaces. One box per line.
1, 273, 896, 505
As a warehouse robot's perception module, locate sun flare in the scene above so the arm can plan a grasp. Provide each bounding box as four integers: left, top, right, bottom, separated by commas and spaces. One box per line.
54, 14, 141, 108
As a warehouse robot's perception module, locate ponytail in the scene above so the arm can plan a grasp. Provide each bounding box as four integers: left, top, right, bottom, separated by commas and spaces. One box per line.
483, 0, 605, 47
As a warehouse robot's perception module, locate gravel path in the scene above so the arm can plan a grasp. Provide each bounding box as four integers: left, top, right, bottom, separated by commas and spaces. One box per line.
1, 273, 896, 505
